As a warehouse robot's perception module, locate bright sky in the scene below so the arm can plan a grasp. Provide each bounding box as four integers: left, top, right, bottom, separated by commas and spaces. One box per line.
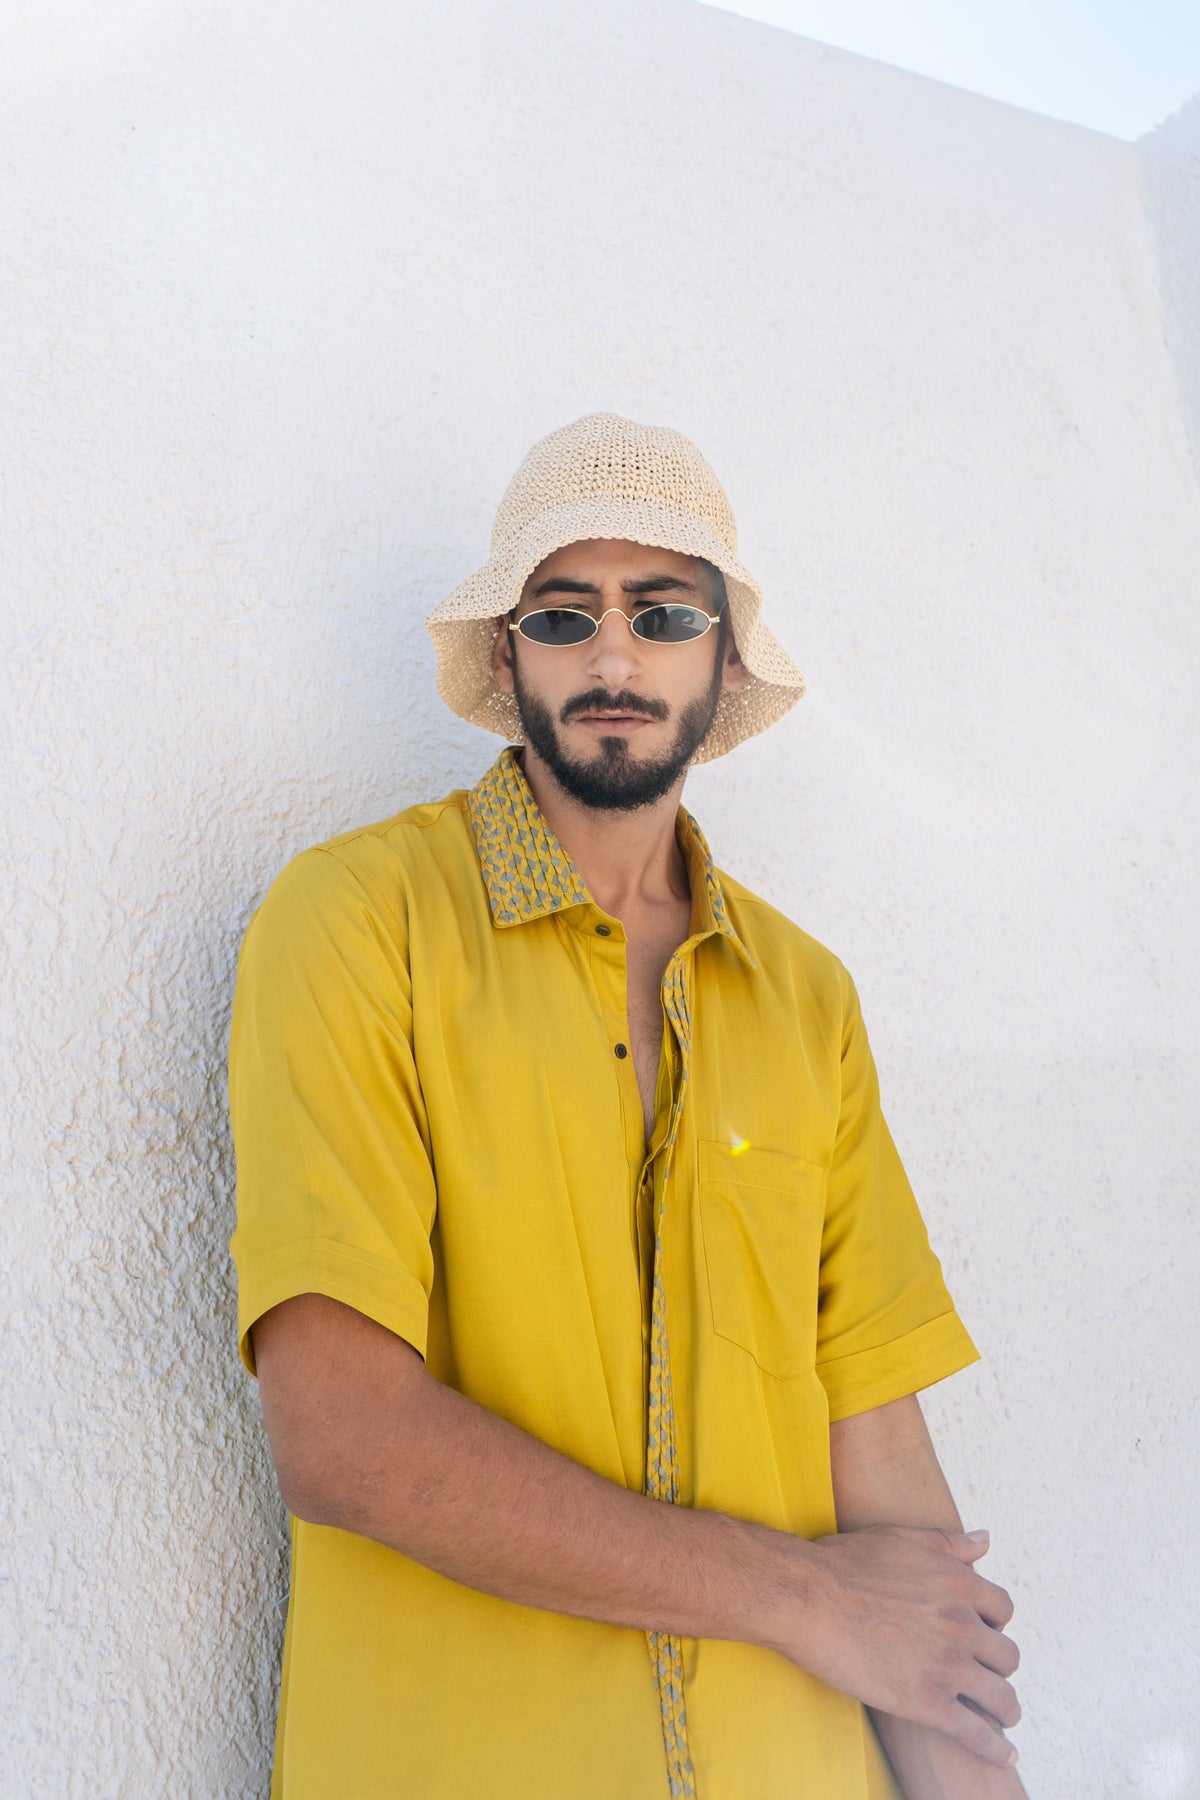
702, 0, 1200, 138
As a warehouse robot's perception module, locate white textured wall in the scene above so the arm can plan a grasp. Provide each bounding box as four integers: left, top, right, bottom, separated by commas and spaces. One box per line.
3, 3, 1198, 1794
1141, 95, 1200, 484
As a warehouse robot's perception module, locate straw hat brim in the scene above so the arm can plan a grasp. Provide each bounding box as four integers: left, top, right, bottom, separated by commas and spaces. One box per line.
424, 495, 805, 764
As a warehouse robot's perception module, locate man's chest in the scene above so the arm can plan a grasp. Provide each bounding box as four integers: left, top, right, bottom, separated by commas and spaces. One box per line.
405, 895, 845, 1481
406, 907, 840, 1186
622, 907, 691, 1143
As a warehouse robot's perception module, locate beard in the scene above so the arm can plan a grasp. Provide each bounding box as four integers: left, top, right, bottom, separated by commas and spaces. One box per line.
511, 651, 724, 812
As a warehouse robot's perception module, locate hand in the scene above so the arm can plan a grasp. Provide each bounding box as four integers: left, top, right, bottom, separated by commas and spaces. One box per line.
779, 1525, 1021, 1769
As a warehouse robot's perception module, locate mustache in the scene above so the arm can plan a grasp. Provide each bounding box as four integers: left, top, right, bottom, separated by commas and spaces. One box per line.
559, 689, 670, 725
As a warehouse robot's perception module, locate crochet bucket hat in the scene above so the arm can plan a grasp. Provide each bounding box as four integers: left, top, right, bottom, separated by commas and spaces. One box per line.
424, 411, 806, 763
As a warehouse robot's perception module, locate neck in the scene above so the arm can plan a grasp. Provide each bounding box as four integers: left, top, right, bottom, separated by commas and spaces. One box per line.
517, 745, 691, 916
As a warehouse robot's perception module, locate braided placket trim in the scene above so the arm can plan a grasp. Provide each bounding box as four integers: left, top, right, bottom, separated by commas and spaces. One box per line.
644, 960, 697, 1799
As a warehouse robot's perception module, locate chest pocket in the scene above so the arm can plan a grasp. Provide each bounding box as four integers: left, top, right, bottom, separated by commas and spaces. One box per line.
697, 1141, 827, 1379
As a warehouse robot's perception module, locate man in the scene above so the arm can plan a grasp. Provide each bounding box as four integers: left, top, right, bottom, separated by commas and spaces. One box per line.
230, 413, 1026, 1798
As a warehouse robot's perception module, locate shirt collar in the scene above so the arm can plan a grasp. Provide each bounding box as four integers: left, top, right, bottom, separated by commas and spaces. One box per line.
467, 748, 754, 967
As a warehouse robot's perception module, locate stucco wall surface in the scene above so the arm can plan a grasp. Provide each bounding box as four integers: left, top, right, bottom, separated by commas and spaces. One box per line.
1140, 93, 1200, 485
3, 2, 1198, 1794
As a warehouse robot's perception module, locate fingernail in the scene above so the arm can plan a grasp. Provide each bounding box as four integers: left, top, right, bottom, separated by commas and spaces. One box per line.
1007, 1745, 1019, 1766
966, 1529, 989, 1544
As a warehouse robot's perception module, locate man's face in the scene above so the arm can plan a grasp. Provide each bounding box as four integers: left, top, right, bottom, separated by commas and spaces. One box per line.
491, 538, 749, 811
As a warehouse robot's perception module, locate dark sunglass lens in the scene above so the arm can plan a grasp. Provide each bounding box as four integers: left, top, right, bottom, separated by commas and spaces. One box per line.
632, 604, 707, 643
518, 609, 595, 645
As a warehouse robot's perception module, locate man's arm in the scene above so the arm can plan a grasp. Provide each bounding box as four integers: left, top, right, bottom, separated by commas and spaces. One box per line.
252, 1292, 1021, 1769
831, 1393, 1028, 1798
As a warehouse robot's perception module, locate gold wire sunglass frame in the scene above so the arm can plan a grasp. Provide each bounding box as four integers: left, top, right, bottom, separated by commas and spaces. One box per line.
508, 602, 725, 648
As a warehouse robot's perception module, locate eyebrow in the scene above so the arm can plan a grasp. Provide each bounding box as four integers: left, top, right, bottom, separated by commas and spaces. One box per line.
527, 573, 701, 601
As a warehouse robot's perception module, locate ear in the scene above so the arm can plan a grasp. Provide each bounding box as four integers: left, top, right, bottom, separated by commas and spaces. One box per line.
491, 616, 515, 695
720, 634, 751, 694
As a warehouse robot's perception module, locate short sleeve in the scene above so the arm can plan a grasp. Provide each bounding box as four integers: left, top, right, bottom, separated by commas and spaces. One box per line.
814, 966, 979, 1420
228, 846, 436, 1376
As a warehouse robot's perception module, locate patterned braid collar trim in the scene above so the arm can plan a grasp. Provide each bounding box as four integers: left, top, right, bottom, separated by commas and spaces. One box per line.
467, 748, 754, 966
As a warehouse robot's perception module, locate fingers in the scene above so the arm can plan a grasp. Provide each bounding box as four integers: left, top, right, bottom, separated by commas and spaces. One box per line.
891, 1524, 1016, 1629
937, 1693, 1020, 1769
904, 1524, 992, 1567
962, 1664, 1022, 1730
805, 1522, 1025, 1767
974, 1575, 1015, 1629
976, 1629, 1020, 1680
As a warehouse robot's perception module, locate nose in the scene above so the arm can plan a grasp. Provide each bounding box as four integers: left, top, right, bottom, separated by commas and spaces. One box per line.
584, 607, 644, 688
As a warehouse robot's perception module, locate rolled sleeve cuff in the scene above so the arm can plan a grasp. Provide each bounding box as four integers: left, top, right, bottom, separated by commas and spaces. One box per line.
235, 1237, 430, 1376
816, 1309, 980, 1422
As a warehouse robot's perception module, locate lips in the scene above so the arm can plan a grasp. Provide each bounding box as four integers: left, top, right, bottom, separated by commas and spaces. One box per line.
574, 712, 655, 731
561, 689, 670, 727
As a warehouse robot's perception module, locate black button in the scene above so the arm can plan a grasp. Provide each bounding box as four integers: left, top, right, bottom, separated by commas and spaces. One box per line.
614, 1042, 629, 1059
595, 924, 611, 937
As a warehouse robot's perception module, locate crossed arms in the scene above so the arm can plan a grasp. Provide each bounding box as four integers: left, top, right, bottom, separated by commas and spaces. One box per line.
253, 1293, 1027, 1800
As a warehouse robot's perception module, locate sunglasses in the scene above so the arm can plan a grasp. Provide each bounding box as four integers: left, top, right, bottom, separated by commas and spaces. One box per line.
509, 602, 724, 648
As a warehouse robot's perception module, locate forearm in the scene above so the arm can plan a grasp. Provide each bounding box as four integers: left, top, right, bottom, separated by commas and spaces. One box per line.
316, 1343, 803, 1639
256, 1296, 1022, 1770
258, 1294, 805, 1647
832, 1395, 1027, 1798
869, 1714, 1027, 1800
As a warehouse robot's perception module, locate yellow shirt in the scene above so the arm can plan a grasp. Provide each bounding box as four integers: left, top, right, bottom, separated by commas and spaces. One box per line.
229, 748, 979, 1800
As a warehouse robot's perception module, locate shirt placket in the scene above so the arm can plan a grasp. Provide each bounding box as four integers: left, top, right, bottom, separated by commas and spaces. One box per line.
644, 951, 697, 1800
466, 751, 750, 1797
